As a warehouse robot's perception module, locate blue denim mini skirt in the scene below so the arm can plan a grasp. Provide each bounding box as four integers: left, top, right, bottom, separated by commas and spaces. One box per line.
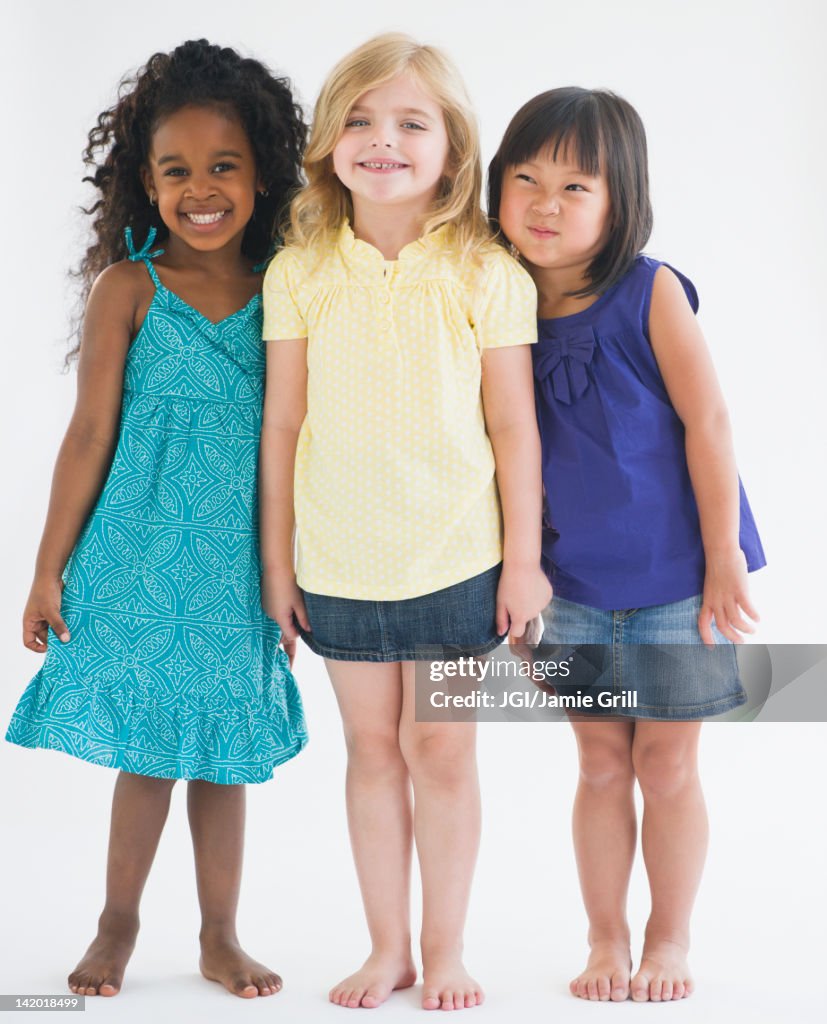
539, 594, 746, 720
300, 563, 505, 662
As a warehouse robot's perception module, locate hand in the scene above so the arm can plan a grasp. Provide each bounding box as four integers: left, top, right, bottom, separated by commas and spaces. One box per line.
510, 612, 545, 664
261, 568, 311, 661
496, 563, 553, 641
23, 576, 69, 652
699, 550, 759, 646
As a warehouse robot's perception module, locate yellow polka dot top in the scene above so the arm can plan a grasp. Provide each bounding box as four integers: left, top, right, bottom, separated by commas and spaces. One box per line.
262, 221, 538, 600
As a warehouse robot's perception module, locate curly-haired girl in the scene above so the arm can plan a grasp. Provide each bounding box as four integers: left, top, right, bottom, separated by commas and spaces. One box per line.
5, 39, 308, 999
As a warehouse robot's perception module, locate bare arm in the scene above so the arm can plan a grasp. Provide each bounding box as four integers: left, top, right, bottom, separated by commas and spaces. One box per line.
649, 266, 759, 644
481, 344, 552, 640
24, 262, 137, 651
259, 337, 310, 657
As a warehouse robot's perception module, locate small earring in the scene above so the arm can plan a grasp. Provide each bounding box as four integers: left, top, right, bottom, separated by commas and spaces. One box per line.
258, 188, 269, 198
508, 242, 520, 260
148, 191, 157, 206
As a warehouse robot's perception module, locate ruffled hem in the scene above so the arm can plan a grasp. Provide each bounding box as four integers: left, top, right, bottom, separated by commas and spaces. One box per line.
5, 715, 308, 785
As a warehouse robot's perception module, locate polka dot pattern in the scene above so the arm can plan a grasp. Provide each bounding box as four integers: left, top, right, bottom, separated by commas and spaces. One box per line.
263, 221, 537, 600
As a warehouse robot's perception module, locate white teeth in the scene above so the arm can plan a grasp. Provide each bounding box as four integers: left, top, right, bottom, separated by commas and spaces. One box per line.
361, 162, 406, 169
186, 211, 226, 224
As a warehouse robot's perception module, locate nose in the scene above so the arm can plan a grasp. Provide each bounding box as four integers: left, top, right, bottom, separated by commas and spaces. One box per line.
368, 120, 395, 148
532, 191, 560, 216
185, 172, 216, 199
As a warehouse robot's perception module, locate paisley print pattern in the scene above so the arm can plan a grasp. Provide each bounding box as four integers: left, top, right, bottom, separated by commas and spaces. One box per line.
6, 230, 307, 783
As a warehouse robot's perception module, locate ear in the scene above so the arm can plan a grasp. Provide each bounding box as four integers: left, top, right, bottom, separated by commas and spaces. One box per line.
140, 166, 156, 203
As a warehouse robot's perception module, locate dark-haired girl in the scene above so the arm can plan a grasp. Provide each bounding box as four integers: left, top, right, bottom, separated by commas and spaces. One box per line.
490, 89, 765, 1003
5, 40, 308, 998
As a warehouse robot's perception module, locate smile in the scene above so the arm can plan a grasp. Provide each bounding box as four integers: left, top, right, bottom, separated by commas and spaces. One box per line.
358, 161, 408, 171
184, 211, 228, 224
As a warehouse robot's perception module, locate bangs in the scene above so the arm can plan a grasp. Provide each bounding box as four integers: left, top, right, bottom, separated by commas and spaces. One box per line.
506, 103, 604, 179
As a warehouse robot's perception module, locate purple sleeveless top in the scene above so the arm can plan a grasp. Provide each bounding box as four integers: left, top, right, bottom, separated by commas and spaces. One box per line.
534, 255, 765, 610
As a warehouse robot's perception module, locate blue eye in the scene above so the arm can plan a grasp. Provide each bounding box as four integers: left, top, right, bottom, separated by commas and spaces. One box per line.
346, 118, 369, 128
401, 121, 425, 130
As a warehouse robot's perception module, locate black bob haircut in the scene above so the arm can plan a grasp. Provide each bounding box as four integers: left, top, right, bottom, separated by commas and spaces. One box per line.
487, 87, 653, 299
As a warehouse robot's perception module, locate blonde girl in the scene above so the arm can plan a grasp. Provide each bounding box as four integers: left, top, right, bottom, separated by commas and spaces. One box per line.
260, 34, 550, 1011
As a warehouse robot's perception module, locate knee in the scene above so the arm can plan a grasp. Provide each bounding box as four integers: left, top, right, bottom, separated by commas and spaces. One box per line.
633, 743, 697, 798
577, 742, 634, 790
399, 727, 476, 789
343, 726, 406, 777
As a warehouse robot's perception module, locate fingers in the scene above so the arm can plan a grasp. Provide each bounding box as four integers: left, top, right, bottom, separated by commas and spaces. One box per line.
48, 613, 71, 643
697, 604, 714, 647
701, 601, 758, 645
495, 601, 510, 637
294, 594, 312, 633
282, 635, 297, 667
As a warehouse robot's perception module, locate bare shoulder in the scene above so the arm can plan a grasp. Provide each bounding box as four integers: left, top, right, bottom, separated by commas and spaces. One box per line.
651, 263, 693, 310
88, 259, 148, 305
85, 259, 153, 339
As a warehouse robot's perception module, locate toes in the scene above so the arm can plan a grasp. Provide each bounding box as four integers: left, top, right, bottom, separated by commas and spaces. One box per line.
361, 987, 384, 1008
586, 978, 599, 1001
99, 976, 121, 997
672, 980, 685, 999
649, 978, 662, 1002
597, 975, 611, 1001
422, 990, 440, 1010
630, 976, 650, 1002
233, 976, 258, 998
661, 980, 673, 1001
610, 971, 629, 1001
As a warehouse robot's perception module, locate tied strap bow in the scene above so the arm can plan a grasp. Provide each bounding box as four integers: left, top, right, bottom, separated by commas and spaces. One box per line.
533, 325, 596, 405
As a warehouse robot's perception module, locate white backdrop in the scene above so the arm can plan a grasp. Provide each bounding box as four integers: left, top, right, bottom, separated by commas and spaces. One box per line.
1, 2, 825, 1022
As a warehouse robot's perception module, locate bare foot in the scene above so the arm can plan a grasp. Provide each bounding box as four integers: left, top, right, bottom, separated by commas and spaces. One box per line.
630, 938, 693, 1002
199, 934, 282, 998
329, 951, 417, 1009
67, 911, 139, 997
570, 938, 632, 1002
421, 955, 483, 1011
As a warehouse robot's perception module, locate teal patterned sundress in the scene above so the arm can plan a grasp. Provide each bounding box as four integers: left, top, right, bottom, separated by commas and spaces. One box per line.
6, 228, 307, 783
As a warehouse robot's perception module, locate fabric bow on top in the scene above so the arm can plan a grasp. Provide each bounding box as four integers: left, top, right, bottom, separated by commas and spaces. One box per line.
533, 325, 597, 405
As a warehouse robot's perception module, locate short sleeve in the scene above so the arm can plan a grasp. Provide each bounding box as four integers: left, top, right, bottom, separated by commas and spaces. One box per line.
262, 249, 307, 340
470, 249, 538, 350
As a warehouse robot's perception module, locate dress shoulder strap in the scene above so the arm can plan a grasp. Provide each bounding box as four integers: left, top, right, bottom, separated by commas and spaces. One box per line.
124, 226, 165, 289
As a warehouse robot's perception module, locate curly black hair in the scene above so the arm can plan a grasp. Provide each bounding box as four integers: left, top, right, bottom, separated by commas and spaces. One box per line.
69, 38, 307, 362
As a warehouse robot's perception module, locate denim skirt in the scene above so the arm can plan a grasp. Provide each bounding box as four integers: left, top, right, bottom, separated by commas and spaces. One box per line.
538, 593, 747, 720
300, 563, 504, 662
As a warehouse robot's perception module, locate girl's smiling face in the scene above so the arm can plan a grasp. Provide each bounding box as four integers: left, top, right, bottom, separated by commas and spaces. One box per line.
332, 72, 450, 217
142, 104, 260, 254
498, 146, 612, 275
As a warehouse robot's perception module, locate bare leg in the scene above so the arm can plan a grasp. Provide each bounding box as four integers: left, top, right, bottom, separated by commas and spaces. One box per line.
630, 721, 705, 1002
68, 771, 176, 996
327, 660, 417, 1009
188, 781, 281, 998
399, 661, 483, 1011
568, 719, 636, 1002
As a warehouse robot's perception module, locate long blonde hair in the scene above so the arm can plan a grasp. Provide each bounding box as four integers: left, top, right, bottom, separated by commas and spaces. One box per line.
288, 33, 492, 257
